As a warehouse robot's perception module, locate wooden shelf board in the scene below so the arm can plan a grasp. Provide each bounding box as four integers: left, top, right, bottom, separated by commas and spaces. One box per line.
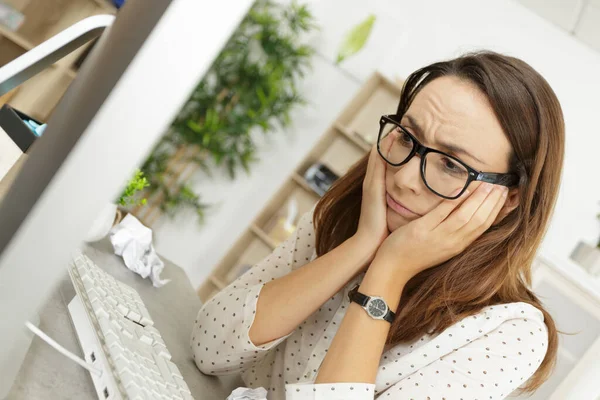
250, 224, 277, 250
197, 279, 219, 302
198, 72, 396, 297
333, 122, 372, 152
63, 67, 78, 79
209, 275, 226, 289
0, 24, 33, 50
291, 173, 321, 197
89, 0, 117, 11
49, 63, 78, 79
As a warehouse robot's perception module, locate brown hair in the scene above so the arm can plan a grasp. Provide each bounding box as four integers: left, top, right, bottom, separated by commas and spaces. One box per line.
313, 51, 563, 393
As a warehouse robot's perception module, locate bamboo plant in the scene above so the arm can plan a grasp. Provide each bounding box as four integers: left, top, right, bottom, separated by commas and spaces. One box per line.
136, 0, 316, 224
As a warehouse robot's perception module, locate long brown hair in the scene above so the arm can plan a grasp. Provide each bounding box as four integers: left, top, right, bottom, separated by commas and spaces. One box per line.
313, 51, 563, 393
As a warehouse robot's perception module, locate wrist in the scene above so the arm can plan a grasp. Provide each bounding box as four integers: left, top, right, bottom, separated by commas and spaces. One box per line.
358, 263, 408, 313
345, 234, 379, 272
369, 254, 413, 286
348, 233, 380, 258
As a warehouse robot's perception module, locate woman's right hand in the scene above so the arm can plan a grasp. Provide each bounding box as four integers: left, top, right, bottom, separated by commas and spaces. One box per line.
352, 142, 391, 261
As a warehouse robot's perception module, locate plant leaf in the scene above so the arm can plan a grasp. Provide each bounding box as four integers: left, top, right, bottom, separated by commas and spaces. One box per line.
335, 14, 376, 65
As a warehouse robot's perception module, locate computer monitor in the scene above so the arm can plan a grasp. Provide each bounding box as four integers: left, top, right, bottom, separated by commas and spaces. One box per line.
0, 0, 253, 395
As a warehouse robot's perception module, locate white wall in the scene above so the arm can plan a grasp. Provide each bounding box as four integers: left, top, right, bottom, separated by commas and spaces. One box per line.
518, 0, 600, 52
153, 0, 600, 294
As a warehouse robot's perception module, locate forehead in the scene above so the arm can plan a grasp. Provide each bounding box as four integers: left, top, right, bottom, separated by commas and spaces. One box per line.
403, 76, 512, 172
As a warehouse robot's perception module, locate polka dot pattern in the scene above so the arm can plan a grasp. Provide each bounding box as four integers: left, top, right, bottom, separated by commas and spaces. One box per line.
190, 207, 549, 399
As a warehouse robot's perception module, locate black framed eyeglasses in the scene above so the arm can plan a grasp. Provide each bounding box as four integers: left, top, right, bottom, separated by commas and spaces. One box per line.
377, 114, 519, 200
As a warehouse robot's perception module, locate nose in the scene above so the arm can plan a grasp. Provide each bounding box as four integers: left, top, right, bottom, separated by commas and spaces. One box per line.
392, 153, 424, 195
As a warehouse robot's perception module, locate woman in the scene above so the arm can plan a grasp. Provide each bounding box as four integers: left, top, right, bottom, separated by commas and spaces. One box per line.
191, 51, 563, 399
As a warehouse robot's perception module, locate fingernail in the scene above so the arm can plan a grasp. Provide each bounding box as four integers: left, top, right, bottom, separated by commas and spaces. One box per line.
483, 183, 493, 193
502, 188, 509, 197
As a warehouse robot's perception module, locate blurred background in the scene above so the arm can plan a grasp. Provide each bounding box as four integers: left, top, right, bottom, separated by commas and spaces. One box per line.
0, 0, 599, 398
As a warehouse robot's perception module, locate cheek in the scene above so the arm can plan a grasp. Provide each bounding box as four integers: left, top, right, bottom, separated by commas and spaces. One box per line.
385, 183, 445, 233
422, 195, 445, 214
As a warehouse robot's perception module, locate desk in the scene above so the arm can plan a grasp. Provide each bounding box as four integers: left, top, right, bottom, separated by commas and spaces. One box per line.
8, 239, 243, 399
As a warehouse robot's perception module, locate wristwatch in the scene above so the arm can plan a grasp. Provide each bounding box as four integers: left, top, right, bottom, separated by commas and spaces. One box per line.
348, 285, 396, 323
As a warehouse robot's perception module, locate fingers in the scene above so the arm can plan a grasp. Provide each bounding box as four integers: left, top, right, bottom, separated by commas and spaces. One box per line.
419, 187, 471, 230
460, 185, 507, 238
440, 182, 502, 232
365, 139, 391, 188
363, 144, 378, 188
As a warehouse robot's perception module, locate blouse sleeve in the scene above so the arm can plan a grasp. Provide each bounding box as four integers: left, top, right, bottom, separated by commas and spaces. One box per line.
374, 317, 548, 399
284, 316, 547, 400
191, 207, 316, 376
284, 382, 376, 400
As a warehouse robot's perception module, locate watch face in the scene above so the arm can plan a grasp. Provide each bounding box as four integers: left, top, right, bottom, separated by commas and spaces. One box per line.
367, 298, 387, 318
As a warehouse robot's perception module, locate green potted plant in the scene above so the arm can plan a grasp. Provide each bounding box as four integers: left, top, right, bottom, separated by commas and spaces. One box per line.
136, 0, 316, 224
84, 170, 149, 242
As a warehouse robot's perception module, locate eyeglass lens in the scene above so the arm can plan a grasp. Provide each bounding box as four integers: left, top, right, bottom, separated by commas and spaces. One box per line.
379, 122, 469, 197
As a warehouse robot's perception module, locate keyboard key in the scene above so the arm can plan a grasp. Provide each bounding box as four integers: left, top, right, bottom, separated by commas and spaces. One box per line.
174, 375, 187, 390
167, 360, 183, 379
116, 303, 129, 315
153, 353, 178, 389
124, 385, 145, 400
136, 327, 154, 346
181, 392, 194, 400
152, 342, 171, 360
127, 309, 141, 323
169, 387, 184, 400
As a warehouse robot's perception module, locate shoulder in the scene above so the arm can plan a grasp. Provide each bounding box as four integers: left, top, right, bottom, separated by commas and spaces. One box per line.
478, 301, 546, 323
294, 205, 316, 247
466, 301, 548, 341
296, 205, 316, 237
455, 302, 549, 363
426, 302, 549, 360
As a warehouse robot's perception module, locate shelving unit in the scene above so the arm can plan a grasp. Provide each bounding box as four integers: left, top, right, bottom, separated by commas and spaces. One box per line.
0, 0, 116, 121
198, 72, 403, 302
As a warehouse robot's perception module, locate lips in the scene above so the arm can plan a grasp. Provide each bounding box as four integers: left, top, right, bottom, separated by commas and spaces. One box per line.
386, 193, 422, 217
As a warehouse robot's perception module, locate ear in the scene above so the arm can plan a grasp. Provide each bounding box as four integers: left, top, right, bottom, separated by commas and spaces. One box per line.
495, 188, 519, 223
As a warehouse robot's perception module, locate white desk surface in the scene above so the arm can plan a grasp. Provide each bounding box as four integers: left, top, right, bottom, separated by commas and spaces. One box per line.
8, 239, 243, 399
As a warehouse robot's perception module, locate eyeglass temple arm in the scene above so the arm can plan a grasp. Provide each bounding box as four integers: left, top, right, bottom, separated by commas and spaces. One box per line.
477, 172, 519, 187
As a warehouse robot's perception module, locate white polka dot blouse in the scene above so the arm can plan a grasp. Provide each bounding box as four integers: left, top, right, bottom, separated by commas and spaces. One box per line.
191, 208, 548, 399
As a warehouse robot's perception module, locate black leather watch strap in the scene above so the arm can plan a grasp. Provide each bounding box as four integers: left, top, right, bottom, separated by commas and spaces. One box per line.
348, 285, 396, 323
382, 307, 395, 323
349, 288, 369, 307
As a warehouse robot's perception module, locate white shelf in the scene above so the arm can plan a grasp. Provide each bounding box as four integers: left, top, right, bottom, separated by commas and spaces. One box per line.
199, 72, 400, 301
537, 248, 600, 302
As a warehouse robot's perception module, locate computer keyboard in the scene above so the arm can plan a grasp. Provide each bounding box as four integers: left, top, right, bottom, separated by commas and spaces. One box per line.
67, 252, 192, 400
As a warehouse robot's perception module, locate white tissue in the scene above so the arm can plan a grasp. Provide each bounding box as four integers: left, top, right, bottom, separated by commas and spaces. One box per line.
109, 214, 170, 287
226, 387, 268, 400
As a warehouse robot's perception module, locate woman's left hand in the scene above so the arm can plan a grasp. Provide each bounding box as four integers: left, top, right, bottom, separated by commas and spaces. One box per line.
372, 182, 509, 281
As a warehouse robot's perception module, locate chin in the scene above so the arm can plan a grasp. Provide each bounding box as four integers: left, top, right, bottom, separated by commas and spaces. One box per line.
386, 207, 409, 232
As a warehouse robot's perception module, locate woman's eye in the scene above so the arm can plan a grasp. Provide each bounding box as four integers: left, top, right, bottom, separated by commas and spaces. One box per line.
442, 158, 462, 173
399, 132, 412, 143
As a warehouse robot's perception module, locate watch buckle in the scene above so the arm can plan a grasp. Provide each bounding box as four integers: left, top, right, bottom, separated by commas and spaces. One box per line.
348, 284, 359, 301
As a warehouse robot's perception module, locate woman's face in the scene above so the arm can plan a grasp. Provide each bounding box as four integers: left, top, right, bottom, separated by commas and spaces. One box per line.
385, 76, 514, 232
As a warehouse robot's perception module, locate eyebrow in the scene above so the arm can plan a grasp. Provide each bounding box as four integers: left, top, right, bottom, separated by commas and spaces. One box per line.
403, 114, 487, 167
